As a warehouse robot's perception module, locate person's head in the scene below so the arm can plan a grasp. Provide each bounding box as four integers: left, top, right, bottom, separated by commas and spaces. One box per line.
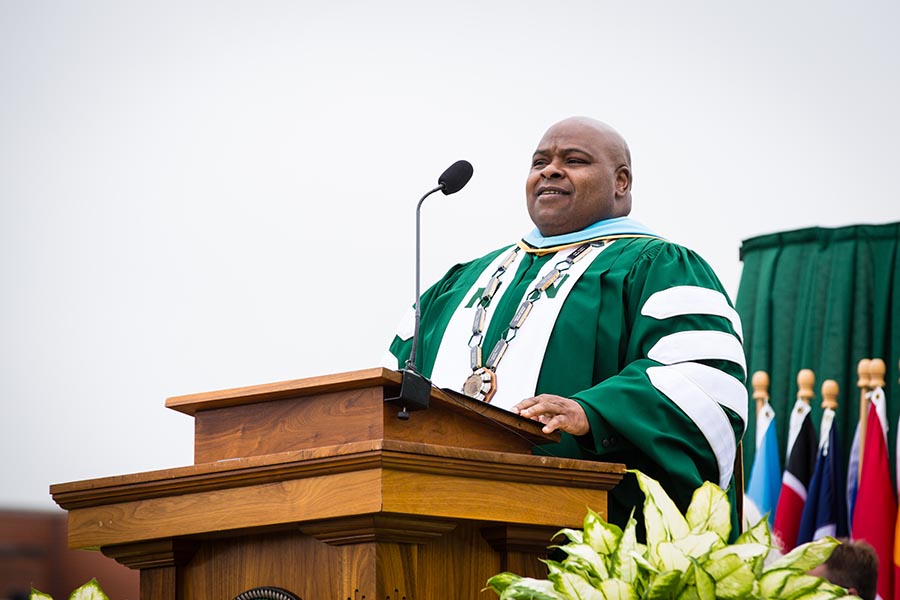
526, 116, 632, 236
807, 539, 878, 600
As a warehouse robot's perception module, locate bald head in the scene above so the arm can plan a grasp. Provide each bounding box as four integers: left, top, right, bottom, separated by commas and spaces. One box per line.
526, 117, 633, 236
551, 117, 632, 165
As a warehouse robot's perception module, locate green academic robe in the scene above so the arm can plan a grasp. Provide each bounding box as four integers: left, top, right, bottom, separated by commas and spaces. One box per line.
387, 236, 747, 535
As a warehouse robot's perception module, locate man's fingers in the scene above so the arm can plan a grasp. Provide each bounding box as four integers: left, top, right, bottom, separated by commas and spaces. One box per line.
514, 395, 589, 436
518, 395, 562, 419
542, 415, 563, 434
511, 396, 540, 414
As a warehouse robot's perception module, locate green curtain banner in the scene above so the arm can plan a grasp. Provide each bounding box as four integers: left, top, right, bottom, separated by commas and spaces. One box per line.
736, 221, 900, 478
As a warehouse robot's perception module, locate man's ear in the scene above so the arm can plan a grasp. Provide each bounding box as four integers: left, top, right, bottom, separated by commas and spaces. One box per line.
615, 166, 631, 197
846, 587, 858, 597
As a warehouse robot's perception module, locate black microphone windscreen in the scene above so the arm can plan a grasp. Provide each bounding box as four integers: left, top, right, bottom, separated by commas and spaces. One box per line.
438, 160, 474, 195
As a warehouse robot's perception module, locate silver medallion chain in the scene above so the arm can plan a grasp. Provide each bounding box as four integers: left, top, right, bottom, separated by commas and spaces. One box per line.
467, 241, 599, 376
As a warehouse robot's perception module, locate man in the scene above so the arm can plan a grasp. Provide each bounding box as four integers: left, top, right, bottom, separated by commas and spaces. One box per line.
385, 117, 747, 533
808, 540, 878, 600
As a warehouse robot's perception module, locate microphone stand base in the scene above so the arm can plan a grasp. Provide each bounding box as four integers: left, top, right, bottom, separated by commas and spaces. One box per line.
385, 369, 431, 420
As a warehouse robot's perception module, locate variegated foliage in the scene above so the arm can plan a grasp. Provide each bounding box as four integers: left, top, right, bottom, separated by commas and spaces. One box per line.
487, 470, 850, 600
31, 578, 109, 600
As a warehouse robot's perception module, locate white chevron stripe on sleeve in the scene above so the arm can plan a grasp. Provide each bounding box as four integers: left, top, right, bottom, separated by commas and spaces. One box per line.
647, 364, 737, 488
661, 362, 748, 433
648, 331, 747, 375
641, 285, 744, 341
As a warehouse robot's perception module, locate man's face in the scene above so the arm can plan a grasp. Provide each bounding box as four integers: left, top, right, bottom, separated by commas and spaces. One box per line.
525, 120, 628, 236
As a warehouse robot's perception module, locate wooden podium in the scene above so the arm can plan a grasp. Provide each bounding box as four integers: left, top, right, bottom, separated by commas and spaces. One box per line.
50, 368, 625, 600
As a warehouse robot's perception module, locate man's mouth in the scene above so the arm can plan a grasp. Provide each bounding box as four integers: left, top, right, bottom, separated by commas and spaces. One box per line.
537, 187, 570, 197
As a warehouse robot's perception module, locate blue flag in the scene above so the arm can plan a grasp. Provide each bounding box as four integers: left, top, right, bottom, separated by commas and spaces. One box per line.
796, 409, 849, 543
846, 422, 861, 523
746, 401, 781, 526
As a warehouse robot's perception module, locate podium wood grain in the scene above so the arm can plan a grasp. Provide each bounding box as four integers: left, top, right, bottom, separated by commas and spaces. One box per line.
51, 368, 625, 600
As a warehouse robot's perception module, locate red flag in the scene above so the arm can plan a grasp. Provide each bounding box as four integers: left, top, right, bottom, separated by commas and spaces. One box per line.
773, 399, 818, 551
852, 387, 896, 600
893, 391, 900, 600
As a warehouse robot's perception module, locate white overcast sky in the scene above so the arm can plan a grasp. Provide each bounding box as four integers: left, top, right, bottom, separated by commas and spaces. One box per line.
2, 1, 898, 510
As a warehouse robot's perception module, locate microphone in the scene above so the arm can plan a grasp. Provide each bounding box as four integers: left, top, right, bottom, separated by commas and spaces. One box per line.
386, 160, 474, 419
438, 160, 474, 195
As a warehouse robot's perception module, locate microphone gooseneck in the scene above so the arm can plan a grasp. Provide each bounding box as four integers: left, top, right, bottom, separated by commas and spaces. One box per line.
387, 159, 474, 420
408, 160, 474, 370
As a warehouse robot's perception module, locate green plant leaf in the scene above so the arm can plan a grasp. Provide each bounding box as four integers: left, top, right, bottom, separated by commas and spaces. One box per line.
68, 580, 109, 600
769, 573, 848, 600
765, 537, 838, 573
691, 562, 716, 600
30, 590, 54, 600
757, 568, 792, 598
631, 470, 689, 546
714, 564, 756, 599
704, 554, 755, 599
486, 572, 522, 593
644, 570, 681, 600
674, 532, 721, 560
703, 553, 743, 580
486, 470, 837, 600
776, 573, 830, 599
673, 561, 716, 600
734, 518, 774, 577
675, 588, 699, 600
498, 577, 565, 600
556, 527, 585, 545
598, 578, 638, 600
734, 516, 770, 548
548, 555, 603, 592
811, 579, 852, 598
656, 541, 691, 573
584, 508, 623, 555
709, 542, 769, 563
685, 481, 731, 541
549, 567, 604, 599
559, 542, 610, 579
655, 533, 721, 573
610, 514, 642, 583
631, 549, 661, 575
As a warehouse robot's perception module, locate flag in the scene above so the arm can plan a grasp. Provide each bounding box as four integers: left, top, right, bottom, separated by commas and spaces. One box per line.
773, 398, 819, 551
852, 387, 896, 600
796, 407, 848, 543
847, 422, 861, 523
893, 395, 900, 600
745, 400, 781, 526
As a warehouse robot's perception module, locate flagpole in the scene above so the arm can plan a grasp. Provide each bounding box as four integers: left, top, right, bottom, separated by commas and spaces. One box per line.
774, 368, 817, 551
871, 358, 886, 391
752, 370, 769, 419
851, 356, 895, 600
820, 379, 838, 449
798, 368, 815, 406
870, 357, 887, 466
858, 358, 872, 477
821, 380, 838, 411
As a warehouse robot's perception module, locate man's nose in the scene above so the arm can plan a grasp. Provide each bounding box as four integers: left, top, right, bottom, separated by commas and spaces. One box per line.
541, 161, 564, 178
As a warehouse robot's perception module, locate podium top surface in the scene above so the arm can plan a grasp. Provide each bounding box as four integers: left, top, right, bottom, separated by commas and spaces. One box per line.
166, 368, 561, 460
166, 367, 403, 415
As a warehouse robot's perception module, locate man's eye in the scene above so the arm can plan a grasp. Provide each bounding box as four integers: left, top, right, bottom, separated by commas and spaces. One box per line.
532, 159, 547, 168
567, 158, 587, 164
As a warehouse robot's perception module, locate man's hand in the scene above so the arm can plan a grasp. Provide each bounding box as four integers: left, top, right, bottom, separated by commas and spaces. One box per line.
512, 394, 590, 436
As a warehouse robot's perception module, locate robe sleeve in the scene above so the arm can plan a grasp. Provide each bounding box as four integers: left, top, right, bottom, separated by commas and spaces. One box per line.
570, 241, 747, 517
